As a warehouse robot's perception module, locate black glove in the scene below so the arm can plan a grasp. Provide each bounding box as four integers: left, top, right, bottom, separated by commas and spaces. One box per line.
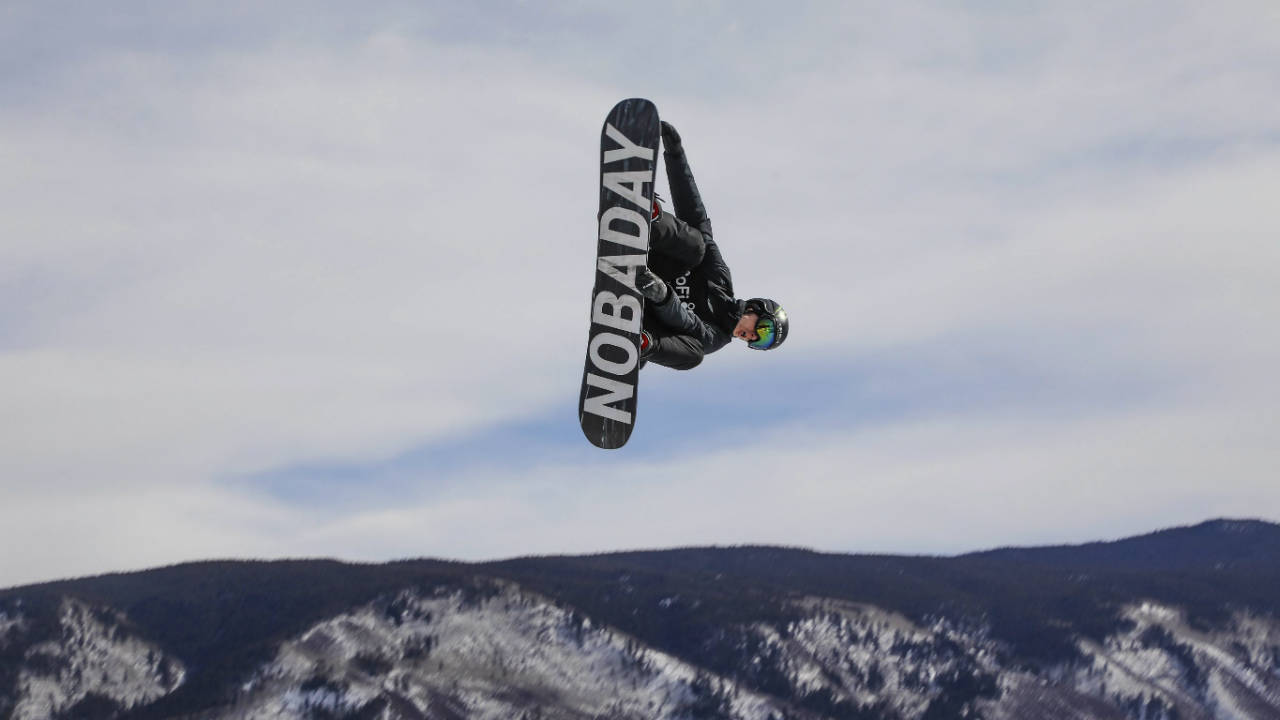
660, 121, 682, 150
636, 266, 670, 304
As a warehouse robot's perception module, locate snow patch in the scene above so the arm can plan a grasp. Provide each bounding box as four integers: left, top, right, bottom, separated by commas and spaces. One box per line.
10, 598, 185, 720
0, 609, 25, 644
225, 581, 789, 720
744, 598, 1003, 718
1063, 602, 1280, 719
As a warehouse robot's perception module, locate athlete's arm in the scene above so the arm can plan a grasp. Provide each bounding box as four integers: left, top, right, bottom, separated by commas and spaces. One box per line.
661, 121, 713, 242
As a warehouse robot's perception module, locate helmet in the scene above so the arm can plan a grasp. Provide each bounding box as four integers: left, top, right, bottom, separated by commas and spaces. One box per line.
743, 298, 788, 351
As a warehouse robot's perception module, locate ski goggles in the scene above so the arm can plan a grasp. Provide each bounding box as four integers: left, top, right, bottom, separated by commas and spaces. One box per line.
747, 317, 779, 350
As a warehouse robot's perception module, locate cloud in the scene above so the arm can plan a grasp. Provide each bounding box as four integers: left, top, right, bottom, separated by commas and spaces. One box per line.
1, 20, 607, 478
192, 398, 1280, 566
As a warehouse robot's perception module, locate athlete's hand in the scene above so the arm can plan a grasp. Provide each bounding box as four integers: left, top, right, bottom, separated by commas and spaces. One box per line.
636, 266, 670, 304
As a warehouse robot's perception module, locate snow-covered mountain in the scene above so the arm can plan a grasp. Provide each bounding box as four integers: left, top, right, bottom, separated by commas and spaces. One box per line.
3, 518, 1280, 719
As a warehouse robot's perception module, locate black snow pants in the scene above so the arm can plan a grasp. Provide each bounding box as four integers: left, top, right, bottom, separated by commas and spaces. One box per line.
642, 209, 710, 370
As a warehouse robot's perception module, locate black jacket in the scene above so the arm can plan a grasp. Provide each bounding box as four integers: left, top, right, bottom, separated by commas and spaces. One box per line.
643, 138, 741, 368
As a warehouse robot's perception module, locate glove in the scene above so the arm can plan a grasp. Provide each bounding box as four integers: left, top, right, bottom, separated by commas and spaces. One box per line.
660, 121, 682, 150
636, 266, 670, 304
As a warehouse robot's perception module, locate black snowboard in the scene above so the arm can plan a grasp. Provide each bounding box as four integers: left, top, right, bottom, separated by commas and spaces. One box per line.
579, 98, 660, 449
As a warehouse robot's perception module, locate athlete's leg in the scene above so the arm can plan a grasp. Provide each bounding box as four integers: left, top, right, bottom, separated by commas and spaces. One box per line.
649, 203, 706, 272
640, 328, 704, 371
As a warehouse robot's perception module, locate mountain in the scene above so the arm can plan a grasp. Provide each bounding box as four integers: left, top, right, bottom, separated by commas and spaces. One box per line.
963, 519, 1280, 571
2, 519, 1280, 719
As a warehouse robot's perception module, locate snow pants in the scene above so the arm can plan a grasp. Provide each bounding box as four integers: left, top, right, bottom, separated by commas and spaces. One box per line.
642, 206, 710, 371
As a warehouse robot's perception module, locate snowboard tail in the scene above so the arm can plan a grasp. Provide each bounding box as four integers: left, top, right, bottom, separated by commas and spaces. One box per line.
579, 98, 660, 449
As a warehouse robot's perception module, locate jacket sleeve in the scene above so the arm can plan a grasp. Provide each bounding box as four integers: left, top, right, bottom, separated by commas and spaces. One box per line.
665, 128, 737, 330
663, 143, 713, 244
648, 294, 729, 352
664, 141, 736, 314
700, 238, 735, 312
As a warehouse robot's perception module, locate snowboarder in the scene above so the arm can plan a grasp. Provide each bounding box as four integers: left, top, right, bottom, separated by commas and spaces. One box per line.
634, 120, 789, 371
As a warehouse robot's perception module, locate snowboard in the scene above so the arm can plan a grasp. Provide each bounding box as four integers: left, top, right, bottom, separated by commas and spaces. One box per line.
579, 98, 660, 449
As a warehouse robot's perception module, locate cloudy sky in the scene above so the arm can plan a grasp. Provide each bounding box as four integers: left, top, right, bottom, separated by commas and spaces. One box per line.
2, 1, 1278, 588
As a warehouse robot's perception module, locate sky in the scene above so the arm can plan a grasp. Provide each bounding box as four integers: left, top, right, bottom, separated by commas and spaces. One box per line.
2, 0, 1278, 588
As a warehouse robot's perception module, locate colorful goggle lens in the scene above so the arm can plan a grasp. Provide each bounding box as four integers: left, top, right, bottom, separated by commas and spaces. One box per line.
748, 318, 776, 350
